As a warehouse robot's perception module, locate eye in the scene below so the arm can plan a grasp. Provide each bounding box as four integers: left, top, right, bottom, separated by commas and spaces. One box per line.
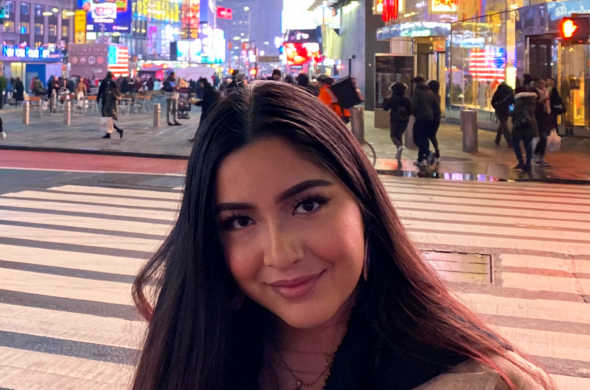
293, 196, 328, 215
222, 215, 255, 230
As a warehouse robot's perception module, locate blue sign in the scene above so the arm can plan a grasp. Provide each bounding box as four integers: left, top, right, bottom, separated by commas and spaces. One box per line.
3, 45, 50, 59
78, 0, 131, 33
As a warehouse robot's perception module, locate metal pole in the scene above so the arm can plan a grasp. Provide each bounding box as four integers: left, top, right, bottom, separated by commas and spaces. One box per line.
153, 103, 161, 128
63, 100, 71, 125
22, 101, 30, 125
461, 109, 478, 152
348, 58, 352, 77
351, 106, 365, 141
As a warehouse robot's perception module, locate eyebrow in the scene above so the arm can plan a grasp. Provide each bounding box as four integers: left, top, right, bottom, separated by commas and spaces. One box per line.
216, 179, 333, 214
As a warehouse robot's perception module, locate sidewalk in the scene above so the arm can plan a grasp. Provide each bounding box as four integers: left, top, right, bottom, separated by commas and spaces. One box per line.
1, 105, 589, 182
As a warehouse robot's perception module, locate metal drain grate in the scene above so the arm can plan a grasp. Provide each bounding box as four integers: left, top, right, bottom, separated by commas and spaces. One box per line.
422, 251, 492, 284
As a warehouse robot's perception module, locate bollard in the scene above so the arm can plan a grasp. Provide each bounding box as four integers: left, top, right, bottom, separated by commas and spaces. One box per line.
153, 103, 161, 128
64, 100, 71, 126
50, 97, 57, 114
351, 106, 365, 141
22, 101, 30, 125
461, 109, 478, 153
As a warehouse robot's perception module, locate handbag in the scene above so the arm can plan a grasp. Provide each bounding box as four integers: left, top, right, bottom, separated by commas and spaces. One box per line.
547, 129, 562, 152
100, 117, 114, 134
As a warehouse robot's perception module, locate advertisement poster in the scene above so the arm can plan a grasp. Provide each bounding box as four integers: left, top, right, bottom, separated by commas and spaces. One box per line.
431, 0, 457, 13
74, 10, 87, 44
78, 0, 132, 33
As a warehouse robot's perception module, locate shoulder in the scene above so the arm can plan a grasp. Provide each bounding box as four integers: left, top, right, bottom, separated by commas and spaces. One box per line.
414, 353, 549, 390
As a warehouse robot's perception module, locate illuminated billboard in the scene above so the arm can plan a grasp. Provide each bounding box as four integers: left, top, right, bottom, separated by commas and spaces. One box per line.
176, 27, 225, 63
284, 42, 323, 65
78, 0, 132, 33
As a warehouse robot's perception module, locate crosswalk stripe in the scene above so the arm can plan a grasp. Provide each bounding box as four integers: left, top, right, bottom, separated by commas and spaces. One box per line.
0, 303, 144, 349
2, 180, 589, 389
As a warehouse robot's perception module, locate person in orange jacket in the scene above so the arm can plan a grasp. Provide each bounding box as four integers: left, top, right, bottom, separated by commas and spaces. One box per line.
317, 75, 351, 123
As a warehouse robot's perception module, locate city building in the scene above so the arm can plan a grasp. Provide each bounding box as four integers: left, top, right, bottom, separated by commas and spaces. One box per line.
0, 0, 73, 84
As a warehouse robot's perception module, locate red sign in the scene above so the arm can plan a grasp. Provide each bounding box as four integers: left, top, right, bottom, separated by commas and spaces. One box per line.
217, 7, 233, 20
284, 42, 323, 65
382, 0, 398, 22
560, 17, 589, 42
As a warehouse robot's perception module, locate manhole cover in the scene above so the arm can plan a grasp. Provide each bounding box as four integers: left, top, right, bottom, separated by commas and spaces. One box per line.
422, 251, 492, 284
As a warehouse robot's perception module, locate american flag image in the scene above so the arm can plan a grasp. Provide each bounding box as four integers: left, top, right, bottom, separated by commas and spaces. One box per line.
108, 46, 129, 77
468, 48, 506, 81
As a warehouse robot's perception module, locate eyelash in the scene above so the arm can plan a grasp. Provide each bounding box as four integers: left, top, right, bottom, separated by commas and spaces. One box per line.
220, 194, 330, 231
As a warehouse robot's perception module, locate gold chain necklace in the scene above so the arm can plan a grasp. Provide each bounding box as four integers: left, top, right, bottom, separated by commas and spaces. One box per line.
276, 348, 333, 390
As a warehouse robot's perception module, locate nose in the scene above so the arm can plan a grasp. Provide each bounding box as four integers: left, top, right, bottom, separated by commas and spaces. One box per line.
263, 223, 303, 269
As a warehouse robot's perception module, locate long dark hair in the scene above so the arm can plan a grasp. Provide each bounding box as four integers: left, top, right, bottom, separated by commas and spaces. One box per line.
132, 82, 553, 390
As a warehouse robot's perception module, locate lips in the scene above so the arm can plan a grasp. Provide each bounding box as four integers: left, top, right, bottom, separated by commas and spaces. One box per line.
268, 270, 325, 299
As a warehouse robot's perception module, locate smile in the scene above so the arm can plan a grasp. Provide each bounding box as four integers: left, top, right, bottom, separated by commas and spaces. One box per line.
268, 270, 326, 299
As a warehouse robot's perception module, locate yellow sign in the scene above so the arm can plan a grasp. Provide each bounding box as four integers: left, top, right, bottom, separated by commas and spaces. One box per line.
74, 10, 86, 44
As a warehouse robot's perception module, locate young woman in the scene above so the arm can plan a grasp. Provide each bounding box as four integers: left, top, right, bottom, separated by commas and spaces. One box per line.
132, 82, 553, 390
101, 81, 124, 139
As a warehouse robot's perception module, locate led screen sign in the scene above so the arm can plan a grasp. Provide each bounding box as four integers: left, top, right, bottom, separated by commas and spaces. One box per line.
78, 0, 132, 33
2, 45, 50, 59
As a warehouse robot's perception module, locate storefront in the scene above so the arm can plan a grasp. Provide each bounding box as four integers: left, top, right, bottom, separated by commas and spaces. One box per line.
1, 45, 63, 90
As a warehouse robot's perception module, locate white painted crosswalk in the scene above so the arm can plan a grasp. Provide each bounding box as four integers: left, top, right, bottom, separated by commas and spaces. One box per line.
1, 179, 589, 389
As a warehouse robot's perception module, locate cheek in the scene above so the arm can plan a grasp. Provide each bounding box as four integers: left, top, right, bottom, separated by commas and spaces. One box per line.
224, 238, 262, 289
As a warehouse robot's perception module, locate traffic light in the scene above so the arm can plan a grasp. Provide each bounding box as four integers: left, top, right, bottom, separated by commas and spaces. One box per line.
560, 17, 589, 42
249, 68, 257, 76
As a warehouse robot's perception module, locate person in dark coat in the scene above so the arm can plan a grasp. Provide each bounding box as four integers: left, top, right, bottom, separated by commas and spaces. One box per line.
533, 79, 552, 167
13, 77, 24, 103
427, 80, 442, 161
146, 77, 154, 91
383, 82, 411, 160
511, 90, 538, 172
97, 72, 114, 110
411, 76, 437, 166
284, 74, 294, 84
101, 81, 124, 139
491, 82, 514, 147
189, 78, 221, 142
296, 73, 319, 97
546, 77, 564, 134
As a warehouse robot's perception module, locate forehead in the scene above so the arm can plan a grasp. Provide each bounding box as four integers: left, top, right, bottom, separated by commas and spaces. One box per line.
216, 138, 332, 202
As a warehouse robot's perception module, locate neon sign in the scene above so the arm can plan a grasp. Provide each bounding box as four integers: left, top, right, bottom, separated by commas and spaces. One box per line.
2, 45, 50, 59
432, 0, 457, 13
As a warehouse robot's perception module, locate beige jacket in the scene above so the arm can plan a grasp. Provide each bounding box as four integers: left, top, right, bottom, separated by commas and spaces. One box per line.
416, 353, 550, 390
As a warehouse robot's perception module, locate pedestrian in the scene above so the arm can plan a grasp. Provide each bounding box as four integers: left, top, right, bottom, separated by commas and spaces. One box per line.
271, 68, 282, 81
131, 82, 554, 390
511, 89, 538, 173
295, 73, 319, 97
546, 77, 564, 134
146, 77, 154, 91
383, 82, 411, 160
226, 70, 244, 95
317, 75, 350, 124
533, 79, 552, 167
411, 76, 436, 166
75, 78, 87, 98
101, 81, 124, 139
33, 77, 46, 97
163, 72, 182, 126
491, 82, 514, 147
189, 77, 221, 142
427, 80, 442, 161
97, 71, 114, 110
14, 77, 24, 104
284, 74, 294, 84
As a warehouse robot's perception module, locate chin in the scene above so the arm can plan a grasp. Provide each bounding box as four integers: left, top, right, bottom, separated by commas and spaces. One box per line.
272, 300, 344, 329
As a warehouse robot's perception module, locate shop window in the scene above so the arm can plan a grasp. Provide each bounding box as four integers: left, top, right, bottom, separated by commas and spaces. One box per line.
34, 23, 43, 35
20, 21, 29, 34
62, 25, 69, 37
4, 20, 15, 33
20, 2, 29, 15
49, 24, 57, 36
34, 5, 43, 16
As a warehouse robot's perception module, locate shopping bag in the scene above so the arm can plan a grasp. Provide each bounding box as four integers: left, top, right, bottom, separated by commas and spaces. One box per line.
531, 136, 540, 153
41, 100, 48, 110
100, 117, 114, 134
547, 129, 561, 152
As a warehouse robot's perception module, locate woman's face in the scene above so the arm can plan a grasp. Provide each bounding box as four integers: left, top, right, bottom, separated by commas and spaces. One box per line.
216, 138, 365, 328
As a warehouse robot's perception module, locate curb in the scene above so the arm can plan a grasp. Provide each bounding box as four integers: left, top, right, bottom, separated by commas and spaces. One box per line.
0, 144, 190, 160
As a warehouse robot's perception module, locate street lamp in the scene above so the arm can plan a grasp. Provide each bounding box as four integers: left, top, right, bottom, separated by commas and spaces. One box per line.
244, 6, 250, 11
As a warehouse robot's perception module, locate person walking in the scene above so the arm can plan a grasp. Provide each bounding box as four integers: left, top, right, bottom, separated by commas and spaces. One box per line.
511, 89, 538, 173
427, 80, 442, 161
296, 73, 319, 97
97, 71, 114, 110
13, 77, 24, 104
101, 81, 124, 139
32, 77, 46, 97
491, 82, 514, 147
534, 79, 552, 167
75, 78, 87, 97
271, 69, 282, 81
383, 82, 411, 161
163, 72, 182, 126
189, 77, 221, 142
318, 75, 351, 124
411, 76, 436, 166
547, 77, 564, 135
